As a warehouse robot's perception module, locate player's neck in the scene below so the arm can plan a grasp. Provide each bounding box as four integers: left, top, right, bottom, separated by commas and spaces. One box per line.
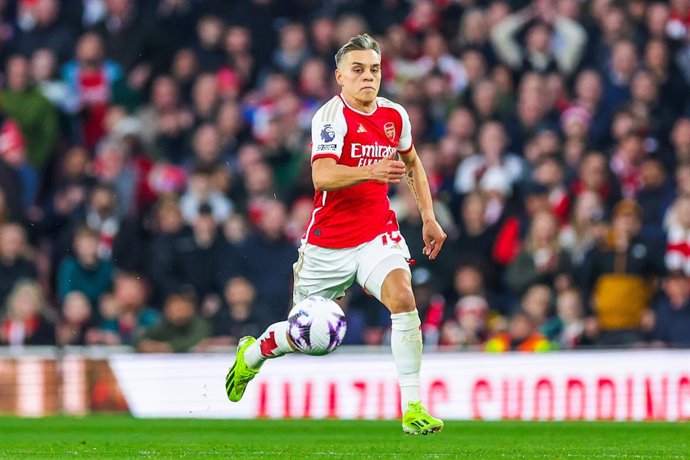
340, 92, 377, 114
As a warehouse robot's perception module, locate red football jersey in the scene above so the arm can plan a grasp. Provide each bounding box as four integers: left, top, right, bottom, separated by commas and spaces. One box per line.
305, 94, 413, 248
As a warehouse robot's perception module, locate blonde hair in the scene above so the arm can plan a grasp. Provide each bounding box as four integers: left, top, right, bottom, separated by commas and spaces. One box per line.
527, 210, 560, 252
4, 280, 49, 319
334, 33, 380, 67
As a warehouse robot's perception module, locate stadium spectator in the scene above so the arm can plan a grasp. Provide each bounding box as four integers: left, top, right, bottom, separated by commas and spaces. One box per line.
179, 165, 233, 224
504, 73, 555, 153
0, 280, 55, 346
644, 39, 689, 120
136, 74, 191, 153
410, 31, 467, 96
0, 55, 59, 170
56, 291, 94, 346
582, 199, 665, 346
636, 158, 674, 246
603, 40, 638, 110
0, 222, 36, 309
570, 70, 611, 149
170, 48, 199, 104
53, 183, 144, 273
239, 199, 297, 319
457, 8, 494, 64
91, 0, 151, 72
492, 182, 551, 268
670, 118, 690, 168
470, 79, 503, 123
490, 3, 586, 76
517, 283, 554, 330
15, 0, 75, 64
549, 287, 591, 349
629, 69, 674, 144
273, 22, 311, 79
137, 291, 210, 353
197, 276, 264, 350
505, 210, 571, 297
190, 74, 220, 127
559, 191, 607, 265
167, 202, 240, 308
145, 197, 184, 302
51, 145, 94, 190
531, 155, 570, 224
221, 25, 257, 95
453, 191, 498, 275
454, 120, 525, 196
665, 196, 690, 276
570, 151, 621, 213
192, 15, 226, 72
484, 310, 550, 353
441, 294, 489, 349
676, 163, 690, 200
651, 271, 690, 347
92, 139, 138, 217
93, 272, 158, 346
57, 225, 113, 306
30, 48, 74, 115
216, 100, 249, 159
62, 32, 123, 149
610, 132, 647, 199
643, 2, 669, 42
190, 123, 227, 172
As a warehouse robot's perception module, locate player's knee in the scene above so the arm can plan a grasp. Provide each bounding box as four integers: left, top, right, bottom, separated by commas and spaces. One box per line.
385, 285, 416, 314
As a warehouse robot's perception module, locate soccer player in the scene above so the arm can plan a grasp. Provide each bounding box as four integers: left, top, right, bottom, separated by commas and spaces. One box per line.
225, 34, 446, 435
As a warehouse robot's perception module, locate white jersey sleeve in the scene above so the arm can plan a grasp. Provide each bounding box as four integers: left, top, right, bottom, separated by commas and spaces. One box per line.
397, 104, 413, 153
311, 96, 347, 163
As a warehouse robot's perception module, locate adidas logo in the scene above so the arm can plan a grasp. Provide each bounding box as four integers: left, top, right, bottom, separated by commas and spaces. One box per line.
357, 124, 367, 133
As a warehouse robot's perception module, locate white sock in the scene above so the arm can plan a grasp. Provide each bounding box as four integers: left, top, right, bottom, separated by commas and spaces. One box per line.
390, 309, 422, 413
243, 321, 295, 370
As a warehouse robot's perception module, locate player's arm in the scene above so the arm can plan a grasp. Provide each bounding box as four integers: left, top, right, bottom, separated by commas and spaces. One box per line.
400, 147, 447, 260
312, 155, 405, 191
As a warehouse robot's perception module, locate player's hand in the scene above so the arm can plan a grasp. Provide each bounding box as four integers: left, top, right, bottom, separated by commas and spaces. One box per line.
422, 219, 447, 260
369, 153, 405, 184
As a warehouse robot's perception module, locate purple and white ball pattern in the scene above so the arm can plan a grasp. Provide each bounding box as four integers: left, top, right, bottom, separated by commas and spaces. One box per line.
288, 296, 347, 356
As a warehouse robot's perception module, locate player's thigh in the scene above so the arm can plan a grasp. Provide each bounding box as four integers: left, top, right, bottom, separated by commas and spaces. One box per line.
356, 231, 413, 308
380, 267, 416, 313
293, 243, 358, 305
366, 259, 415, 314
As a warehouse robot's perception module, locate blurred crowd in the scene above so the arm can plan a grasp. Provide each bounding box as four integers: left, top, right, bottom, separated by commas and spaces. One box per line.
1, 0, 690, 353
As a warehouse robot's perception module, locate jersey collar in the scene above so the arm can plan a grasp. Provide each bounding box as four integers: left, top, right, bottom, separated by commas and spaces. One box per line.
338, 93, 378, 116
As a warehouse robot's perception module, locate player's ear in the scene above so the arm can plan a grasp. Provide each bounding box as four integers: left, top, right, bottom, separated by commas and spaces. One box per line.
335, 68, 343, 87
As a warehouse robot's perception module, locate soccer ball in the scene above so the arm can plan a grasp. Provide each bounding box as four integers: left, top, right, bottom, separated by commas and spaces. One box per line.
287, 296, 347, 356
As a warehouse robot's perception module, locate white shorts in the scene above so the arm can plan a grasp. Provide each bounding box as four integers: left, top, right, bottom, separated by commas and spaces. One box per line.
293, 231, 412, 304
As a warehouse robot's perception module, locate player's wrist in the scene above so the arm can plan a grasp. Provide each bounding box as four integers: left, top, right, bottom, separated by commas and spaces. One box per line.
361, 164, 375, 180
421, 210, 436, 223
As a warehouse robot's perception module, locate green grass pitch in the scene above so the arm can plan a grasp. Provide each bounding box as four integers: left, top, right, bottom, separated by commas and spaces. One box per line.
0, 416, 688, 459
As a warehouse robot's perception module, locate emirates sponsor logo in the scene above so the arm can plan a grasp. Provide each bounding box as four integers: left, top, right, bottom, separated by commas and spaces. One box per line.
350, 142, 398, 166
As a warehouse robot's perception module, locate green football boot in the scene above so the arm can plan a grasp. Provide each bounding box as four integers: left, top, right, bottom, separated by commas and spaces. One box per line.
225, 336, 259, 402
402, 401, 444, 435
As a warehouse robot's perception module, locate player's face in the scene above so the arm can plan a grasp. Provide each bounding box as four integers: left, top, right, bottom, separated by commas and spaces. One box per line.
336, 49, 381, 107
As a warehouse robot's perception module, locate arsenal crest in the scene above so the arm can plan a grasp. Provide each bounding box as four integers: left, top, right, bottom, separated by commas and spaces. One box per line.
384, 122, 395, 141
